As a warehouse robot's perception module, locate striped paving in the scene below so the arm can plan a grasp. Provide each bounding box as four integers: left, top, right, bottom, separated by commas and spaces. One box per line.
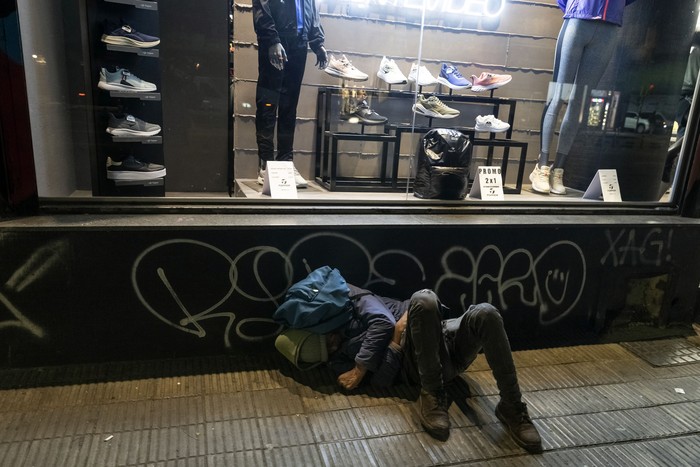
0, 339, 699, 466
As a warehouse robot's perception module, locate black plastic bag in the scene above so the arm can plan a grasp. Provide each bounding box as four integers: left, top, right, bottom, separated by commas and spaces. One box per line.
413, 129, 472, 199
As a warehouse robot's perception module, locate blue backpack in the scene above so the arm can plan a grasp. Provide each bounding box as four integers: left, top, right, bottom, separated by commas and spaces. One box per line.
273, 266, 353, 334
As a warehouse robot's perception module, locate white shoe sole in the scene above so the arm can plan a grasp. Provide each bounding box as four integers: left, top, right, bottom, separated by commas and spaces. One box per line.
377, 72, 407, 84
474, 123, 509, 133
324, 67, 368, 81
437, 77, 471, 90
528, 173, 550, 194
107, 127, 161, 137
108, 168, 166, 180
408, 78, 438, 86
412, 104, 459, 119
101, 35, 160, 48
471, 77, 512, 93
98, 81, 157, 92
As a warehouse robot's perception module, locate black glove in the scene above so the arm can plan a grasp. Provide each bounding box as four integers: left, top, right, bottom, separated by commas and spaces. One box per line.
268, 43, 287, 70
314, 46, 328, 70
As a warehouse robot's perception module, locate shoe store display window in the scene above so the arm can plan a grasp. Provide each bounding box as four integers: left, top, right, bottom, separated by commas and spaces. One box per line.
8, 0, 700, 210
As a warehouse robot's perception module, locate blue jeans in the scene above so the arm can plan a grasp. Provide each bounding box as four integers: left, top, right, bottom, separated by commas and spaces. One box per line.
403, 290, 522, 403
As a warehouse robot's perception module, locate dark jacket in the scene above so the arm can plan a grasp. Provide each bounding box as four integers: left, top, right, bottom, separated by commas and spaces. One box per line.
328, 285, 410, 387
252, 0, 325, 53
558, 0, 637, 26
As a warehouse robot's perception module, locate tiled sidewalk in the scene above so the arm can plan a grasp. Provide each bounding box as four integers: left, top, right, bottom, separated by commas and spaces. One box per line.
1, 338, 700, 466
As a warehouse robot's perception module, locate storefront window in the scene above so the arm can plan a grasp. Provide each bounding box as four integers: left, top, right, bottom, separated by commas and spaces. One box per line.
11, 0, 700, 207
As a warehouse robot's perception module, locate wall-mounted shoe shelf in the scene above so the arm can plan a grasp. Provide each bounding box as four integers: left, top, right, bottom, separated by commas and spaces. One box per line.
106, 44, 159, 57
104, 0, 158, 11
111, 135, 162, 144
108, 91, 161, 101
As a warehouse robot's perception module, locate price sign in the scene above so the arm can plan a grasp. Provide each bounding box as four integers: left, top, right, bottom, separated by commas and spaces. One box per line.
262, 161, 298, 199
583, 169, 622, 202
469, 166, 505, 200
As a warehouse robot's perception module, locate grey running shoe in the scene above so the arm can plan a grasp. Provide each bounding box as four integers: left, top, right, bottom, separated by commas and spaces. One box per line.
341, 100, 388, 125
549, 168, 566, 195
107, 156, 166, 180
106, 113, 161, 136
412, 94, 459, 119
98, 67, 157, 92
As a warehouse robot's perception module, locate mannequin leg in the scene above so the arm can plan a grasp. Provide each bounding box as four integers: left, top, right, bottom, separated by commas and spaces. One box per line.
255, 45, 283, 164
276, 43, 307, 162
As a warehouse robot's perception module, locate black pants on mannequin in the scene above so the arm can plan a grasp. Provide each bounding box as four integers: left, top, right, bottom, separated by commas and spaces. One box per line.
255, 36, 308, 167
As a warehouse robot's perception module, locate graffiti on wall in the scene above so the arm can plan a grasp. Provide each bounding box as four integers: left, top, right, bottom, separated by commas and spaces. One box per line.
132, 232, 588, 347
601, 228, 674, 267
0, 240, 69, 339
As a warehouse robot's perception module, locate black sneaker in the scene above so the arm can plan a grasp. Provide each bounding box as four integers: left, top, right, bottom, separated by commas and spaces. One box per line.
495, 401, 543, 454
341, 100, 388, 125
106, 113, 161, 137
418, 389, 450, 441
107, 156, 166, 180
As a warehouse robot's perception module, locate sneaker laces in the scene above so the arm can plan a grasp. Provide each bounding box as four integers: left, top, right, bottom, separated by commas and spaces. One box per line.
447, 66, 464, 79
428, 96, 450, 111
537, 165, 551, 181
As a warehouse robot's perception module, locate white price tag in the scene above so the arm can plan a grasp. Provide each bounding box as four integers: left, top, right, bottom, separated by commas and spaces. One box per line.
583, 169, 622, 202
469, 166, 504, 200
262, 161, 298, 199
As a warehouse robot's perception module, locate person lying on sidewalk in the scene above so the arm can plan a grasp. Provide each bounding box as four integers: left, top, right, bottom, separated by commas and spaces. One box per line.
274, 283, 543, 453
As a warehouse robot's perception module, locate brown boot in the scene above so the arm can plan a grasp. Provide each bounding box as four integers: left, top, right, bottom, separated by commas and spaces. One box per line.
495, 400, 543, 453
419, 389, 450, 441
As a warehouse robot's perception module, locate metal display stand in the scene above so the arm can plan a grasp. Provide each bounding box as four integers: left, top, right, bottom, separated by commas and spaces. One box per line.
314, 87, 527, 193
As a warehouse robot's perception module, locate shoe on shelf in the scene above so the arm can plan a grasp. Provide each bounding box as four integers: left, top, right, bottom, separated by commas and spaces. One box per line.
549, 168, 566, 195
341, 99, 388, 125
474, 115, 510, 133
107, 155, 166, 180
98, 67, 157, 92
437, 63, 471, 90
293, 166, 308, 188
470, 72, 512, 92
419, 389, 451, 441
377, 56, 407, 84
408, 63, 438, 87
324, 54, 368, 81
101, 23, 160, 48
257, 167, 266, 186
495, 401, 543, 454
529, 164, 551, 194
106, 113, 161, 137
412, 94, 459, 119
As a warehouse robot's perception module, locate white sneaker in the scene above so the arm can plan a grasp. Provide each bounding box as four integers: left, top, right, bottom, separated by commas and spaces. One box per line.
408, 63, 438, 86
475, 115, 510, 133
549, 168, 566, 195
257, 168, 266, 186
293, 166, 308, 188
324, 54, 368, 81
377, 56, 407, 84
529, 164, 551, 194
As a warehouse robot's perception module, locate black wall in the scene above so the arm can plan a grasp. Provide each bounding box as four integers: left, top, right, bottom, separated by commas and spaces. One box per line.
1, 219, 698, 368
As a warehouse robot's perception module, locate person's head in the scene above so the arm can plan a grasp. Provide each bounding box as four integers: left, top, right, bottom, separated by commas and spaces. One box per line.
275, 329, 329, 370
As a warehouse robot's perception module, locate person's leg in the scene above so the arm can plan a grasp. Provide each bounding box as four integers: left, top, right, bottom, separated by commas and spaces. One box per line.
276, 41, 307, 162
255, 45, 283, 166
448, 303, 542, 453
403, 289, 451, 441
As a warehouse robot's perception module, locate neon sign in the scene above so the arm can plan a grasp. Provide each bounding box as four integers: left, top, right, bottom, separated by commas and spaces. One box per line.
349, 0, 506, 17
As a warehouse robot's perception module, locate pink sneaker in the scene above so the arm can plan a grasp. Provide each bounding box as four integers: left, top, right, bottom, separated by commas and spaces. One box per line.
470, 72, 512, 92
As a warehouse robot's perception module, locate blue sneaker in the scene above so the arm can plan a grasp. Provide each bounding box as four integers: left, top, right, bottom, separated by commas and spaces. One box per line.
437, 63, 471, 90
101, 23, 160, 48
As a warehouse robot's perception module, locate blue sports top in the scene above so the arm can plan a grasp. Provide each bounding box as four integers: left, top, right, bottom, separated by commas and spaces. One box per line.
558, 0, 637, 27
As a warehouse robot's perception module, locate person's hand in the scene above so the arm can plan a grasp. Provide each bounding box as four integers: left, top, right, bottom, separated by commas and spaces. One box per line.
392, 313, 408, 346
315, 46, 328, 70
337, 364, 366, 390
268, 43, 287, 70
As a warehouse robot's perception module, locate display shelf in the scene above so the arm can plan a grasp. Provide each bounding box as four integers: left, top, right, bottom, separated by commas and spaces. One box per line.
112, 177, 164, 186
108, 91, 161, 101
315, 86, 521, 193
111, 135, 162, 144
104, 0, 158, 11
106, 44, 159, 57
